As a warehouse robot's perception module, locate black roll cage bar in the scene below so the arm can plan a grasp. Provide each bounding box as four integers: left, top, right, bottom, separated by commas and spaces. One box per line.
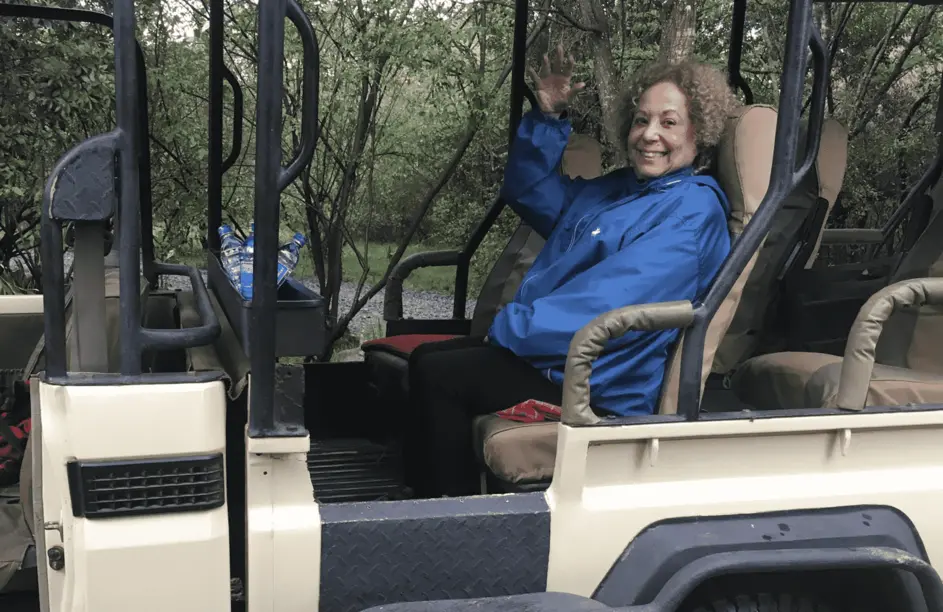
0, 3, 245, 287
16, 0, 939, 433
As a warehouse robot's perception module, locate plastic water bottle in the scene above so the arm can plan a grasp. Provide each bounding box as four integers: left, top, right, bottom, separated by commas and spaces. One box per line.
218, 225, 244, 289
240, 223, 255, 300
276, 232, 307, 288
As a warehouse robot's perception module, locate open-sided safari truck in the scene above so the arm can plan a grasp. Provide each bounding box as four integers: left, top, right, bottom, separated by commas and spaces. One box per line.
4, 0, 943, 610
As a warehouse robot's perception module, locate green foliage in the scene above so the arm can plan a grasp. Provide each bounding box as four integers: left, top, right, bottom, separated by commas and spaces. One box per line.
1, 0, 942, 322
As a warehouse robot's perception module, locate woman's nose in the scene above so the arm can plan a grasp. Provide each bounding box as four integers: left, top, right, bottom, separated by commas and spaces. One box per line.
642, 124, 660, 141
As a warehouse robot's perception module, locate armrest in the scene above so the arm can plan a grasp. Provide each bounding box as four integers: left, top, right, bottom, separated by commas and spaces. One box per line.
561, 300, 694, 425
383, 250, 461, 321
833, 277, 943, 410
820, 228, 884, 245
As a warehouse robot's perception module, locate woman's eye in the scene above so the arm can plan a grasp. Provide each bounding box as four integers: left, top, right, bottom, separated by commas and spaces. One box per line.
634, 117, 647, 125
664, 119, 677, 127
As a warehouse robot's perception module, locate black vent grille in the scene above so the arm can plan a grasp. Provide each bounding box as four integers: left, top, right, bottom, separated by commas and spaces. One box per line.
67, 454, 225, 518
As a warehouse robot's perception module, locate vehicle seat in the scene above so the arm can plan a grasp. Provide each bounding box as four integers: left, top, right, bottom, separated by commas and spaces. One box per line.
473, 104, 779, 491
361, 132, 603, 396
711, 117, 848, 374
731, 173, 943, 410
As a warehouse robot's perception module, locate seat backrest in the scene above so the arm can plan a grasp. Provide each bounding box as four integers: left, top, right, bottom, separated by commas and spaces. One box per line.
874, 173, 943, 374
469, 133, 603, 335
658, 104, 778, 414
803, 120, 850, 267
710, 116, 849, 374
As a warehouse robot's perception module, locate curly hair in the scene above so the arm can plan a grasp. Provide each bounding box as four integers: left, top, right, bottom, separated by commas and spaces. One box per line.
615, 59, 740, 170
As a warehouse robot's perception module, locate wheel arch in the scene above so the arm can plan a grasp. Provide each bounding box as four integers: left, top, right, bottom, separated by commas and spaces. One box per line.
592, 505, 930, 608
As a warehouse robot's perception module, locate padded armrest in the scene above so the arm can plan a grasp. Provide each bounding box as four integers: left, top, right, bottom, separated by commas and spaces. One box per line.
833, 277, 943, 410
562, 301, 694, 425
383, 250, 461, 321
820, 228, 884, 245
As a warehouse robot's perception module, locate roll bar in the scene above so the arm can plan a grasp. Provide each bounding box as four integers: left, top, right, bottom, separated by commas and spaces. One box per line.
247, 0, 321, 437
34, 0, 222, 377
727, 0, 754, 104
7, 1, 248, 376
676, 0, 829, 418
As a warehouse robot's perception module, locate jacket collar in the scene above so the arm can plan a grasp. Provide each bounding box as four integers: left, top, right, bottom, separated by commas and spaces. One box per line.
630, 166, 695, 193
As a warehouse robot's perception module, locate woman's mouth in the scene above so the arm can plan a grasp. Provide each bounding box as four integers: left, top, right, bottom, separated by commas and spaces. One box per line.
638, 150, 668, 161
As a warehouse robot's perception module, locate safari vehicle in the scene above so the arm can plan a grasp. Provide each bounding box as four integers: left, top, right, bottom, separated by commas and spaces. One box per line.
3, 0, 943, 610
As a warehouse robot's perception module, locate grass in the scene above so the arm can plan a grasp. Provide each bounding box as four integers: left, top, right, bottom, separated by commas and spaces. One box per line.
169, 240, 459, 295
336, 241, 458, 294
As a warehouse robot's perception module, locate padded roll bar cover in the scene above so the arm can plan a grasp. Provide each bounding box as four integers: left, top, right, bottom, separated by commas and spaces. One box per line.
562, 300, 695, 425
48, 131, 119, 223
834, 277, 943, 410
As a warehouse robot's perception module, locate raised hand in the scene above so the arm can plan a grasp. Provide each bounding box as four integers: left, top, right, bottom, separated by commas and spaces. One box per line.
527, 44, 586, 117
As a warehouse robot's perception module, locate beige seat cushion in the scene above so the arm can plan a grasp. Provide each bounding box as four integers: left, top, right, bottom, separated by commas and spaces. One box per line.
732, 351, 943, 409
731, 352, 842, 409
473, 416, 557, 486
729, 172, 943, 411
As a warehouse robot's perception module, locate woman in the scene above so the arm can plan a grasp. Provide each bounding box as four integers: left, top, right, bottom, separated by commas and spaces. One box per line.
405, 48, 740, 498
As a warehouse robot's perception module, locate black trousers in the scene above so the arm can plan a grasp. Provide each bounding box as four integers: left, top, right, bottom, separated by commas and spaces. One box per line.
404, 335, 563, 497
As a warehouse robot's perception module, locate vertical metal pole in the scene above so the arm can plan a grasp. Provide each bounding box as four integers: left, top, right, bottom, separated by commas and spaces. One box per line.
248, 0, 287, 437
208, 0, 224, 251
137, 46, 156, 282
114, 0, 143, 375
454, 0, 529, 318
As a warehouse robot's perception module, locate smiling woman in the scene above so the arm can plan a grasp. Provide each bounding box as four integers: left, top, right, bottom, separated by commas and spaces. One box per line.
617, 59, 739, 174
402, 48, 741, 498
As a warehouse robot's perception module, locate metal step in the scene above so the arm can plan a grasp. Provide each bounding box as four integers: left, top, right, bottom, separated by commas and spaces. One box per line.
307, 438, 409, 503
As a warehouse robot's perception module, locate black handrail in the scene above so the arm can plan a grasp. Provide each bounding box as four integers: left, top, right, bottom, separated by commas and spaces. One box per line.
248, 0, 291, 438
222, 65, 245, 173
142, 264, 221, 350
207, 0, 225, 252
726, 0, 754, 104
277, 0, 320, 193
676, 0, 827, 419
39, 189, 68, 379
207, 0, 246, 251
453, 0, 530, 319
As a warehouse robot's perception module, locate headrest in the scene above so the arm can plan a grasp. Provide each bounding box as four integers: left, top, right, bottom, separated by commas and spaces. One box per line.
713, 104, 779, 239
815, 119, 849, 205
561, 133, 603, 179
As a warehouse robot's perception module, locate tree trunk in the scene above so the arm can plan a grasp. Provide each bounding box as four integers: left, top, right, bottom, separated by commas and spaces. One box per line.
658, 0, 697, 64
575, 0, 623, 155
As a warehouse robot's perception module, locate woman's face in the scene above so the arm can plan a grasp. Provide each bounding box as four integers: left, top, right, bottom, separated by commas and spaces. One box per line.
627, 81, 697, 179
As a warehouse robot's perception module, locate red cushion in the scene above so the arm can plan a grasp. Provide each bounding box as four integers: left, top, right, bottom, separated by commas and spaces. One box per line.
361, 334, 459, 358
495, 399, 561, 423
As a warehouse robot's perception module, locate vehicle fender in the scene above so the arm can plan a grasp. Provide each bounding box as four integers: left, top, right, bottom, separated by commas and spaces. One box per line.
592, 505, 928, 606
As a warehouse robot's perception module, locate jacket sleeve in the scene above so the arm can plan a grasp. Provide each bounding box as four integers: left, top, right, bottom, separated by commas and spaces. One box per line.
500, 109, 586, 238
488, 198, 728, 367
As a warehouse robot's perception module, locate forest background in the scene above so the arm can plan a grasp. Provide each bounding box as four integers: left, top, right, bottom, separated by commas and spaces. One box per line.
1, 0, 940, 356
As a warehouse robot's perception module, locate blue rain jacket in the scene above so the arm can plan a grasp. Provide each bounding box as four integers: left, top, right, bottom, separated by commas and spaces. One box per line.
488, 109, 731, 416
